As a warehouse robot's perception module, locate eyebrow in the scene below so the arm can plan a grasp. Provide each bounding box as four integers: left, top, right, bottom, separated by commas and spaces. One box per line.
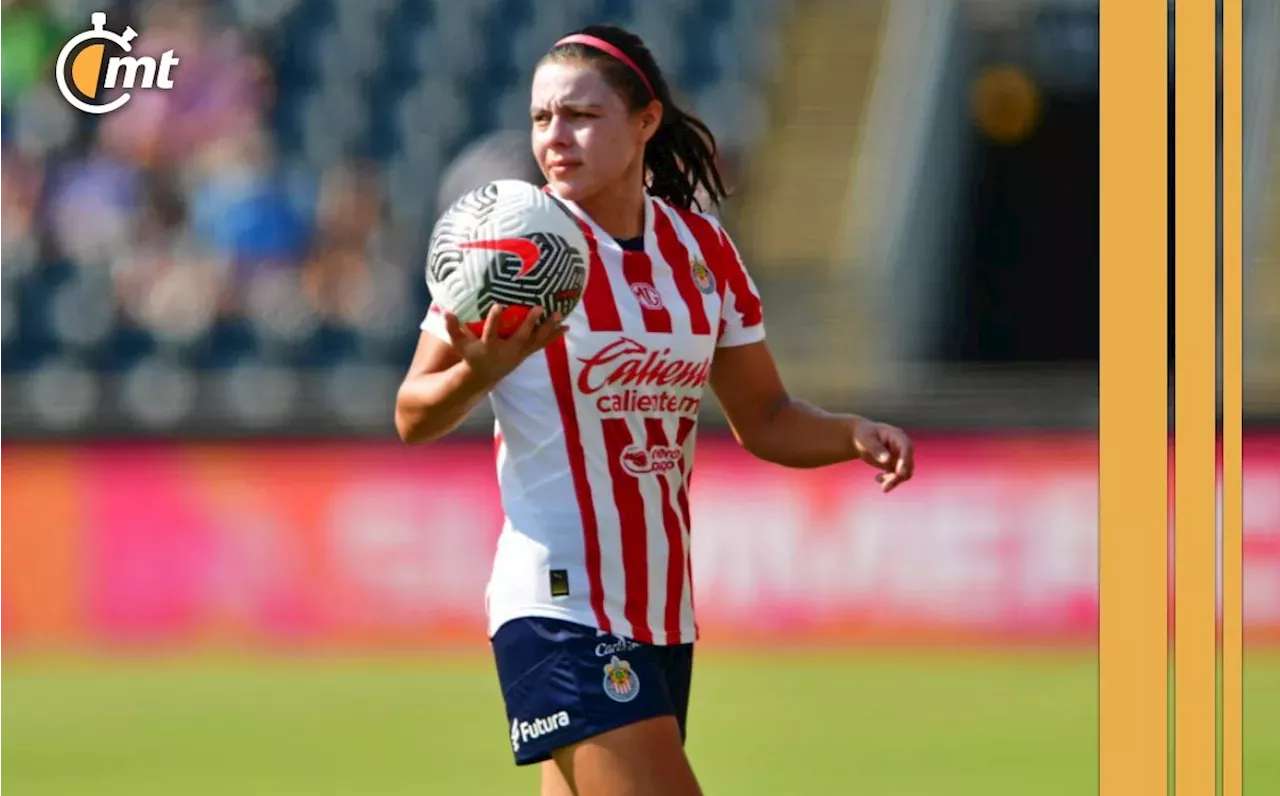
531, 101, 606, 114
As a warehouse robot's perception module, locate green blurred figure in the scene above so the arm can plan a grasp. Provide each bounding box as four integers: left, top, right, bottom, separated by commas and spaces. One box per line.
2, 0, 66, 112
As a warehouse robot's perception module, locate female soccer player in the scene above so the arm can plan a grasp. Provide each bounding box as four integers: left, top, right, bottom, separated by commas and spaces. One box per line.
395, 25, 914, 796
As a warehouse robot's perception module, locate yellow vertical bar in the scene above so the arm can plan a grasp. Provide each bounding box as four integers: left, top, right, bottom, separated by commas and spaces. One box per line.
1100, 1, 1169, 794
1221, 1, 1243, 794
1174, 0, 1219, 793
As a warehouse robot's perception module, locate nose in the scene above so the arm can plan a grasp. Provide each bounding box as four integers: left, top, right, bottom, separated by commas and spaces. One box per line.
541, 113, 573, 150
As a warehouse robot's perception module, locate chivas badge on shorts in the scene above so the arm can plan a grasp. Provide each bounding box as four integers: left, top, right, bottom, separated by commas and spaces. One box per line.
602, 655, 640, 703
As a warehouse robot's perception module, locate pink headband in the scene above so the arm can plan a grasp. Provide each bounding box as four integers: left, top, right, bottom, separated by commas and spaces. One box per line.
553, 34, 655, 98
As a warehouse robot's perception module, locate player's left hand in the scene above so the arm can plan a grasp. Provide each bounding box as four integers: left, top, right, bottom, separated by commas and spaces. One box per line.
850, 419, 915, 493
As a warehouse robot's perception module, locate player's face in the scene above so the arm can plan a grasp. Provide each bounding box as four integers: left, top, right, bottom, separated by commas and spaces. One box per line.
530, 61, 656, 204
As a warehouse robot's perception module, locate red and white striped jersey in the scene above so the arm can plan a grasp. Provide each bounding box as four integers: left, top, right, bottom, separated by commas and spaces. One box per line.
421, 191, 765, 645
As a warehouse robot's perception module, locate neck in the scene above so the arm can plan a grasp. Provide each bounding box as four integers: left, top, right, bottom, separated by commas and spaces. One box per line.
577, 170, 647, 241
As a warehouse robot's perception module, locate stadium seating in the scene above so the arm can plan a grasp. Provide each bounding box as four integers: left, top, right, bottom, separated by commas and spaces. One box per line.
2, 0, 779, 433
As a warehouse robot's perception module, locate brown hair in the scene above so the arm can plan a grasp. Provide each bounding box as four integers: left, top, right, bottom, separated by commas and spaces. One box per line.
542, 24, 727, 211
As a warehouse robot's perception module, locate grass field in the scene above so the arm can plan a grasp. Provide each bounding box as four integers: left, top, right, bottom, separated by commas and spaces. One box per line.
4, 650, 1279, 795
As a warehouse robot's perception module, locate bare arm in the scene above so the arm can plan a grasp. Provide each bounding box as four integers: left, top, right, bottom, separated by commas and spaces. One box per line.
709, 341, 914, 492
394, 334, 495, 444
394, 304, 566, 445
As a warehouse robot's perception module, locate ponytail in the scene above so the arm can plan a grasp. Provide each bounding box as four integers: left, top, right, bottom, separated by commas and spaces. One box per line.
645, 104, 726, 212
544, 25, 727, 212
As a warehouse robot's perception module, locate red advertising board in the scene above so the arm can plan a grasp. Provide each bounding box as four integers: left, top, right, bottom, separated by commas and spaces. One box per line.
3, 434, 1278, 651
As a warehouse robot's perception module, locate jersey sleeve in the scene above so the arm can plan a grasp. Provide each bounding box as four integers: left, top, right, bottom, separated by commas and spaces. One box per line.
711, 221, 766, 349
419, 301, 451, 343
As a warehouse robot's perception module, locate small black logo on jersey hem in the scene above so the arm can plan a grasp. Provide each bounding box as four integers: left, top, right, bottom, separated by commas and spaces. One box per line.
550, 569, 570, 598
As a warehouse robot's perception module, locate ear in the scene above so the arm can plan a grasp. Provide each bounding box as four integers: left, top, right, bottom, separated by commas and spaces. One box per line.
637, 98, 663, 145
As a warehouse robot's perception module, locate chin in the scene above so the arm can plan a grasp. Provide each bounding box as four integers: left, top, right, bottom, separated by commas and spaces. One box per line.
546, 176, 594, 203
546, 178, 579, 198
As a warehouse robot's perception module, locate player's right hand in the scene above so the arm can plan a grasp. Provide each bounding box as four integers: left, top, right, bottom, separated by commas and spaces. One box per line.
443, 304, 567, 384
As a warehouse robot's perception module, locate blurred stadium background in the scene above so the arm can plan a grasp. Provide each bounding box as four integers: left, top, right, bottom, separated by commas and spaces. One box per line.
3, 0, 1279, 793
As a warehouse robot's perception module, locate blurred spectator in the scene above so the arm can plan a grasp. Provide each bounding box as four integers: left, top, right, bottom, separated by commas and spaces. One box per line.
98, 0, 273, 170
303, 160, 385, 324
1, 146, 46, 275
9, 81, 81, 161
124, 242, 226, 348
42, 137, 144, 268
110, 171, 227, 347
1, 0, 66, 113
186, 127, 310, 282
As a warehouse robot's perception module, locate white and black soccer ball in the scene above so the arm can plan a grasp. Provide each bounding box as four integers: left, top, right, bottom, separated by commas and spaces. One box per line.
426, 180, 590, 337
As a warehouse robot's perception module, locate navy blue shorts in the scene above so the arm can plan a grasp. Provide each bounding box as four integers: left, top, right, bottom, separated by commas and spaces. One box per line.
492, 616, 694, 766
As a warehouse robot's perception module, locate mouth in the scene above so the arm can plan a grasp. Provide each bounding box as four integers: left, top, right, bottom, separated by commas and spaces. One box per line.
547, 162, 581, 176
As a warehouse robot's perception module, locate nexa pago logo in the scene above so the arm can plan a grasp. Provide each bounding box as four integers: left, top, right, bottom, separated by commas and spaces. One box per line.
56, 13, 179, 115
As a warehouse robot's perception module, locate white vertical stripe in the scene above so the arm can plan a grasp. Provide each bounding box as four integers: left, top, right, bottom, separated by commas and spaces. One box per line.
661, 421, 694, 642
638, 419, 673, 639
493, 420, 506, 472
677, 424, 698, 643
640, 453, 670, 639
721, 281, 746, 328
645, 215, 696, 337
